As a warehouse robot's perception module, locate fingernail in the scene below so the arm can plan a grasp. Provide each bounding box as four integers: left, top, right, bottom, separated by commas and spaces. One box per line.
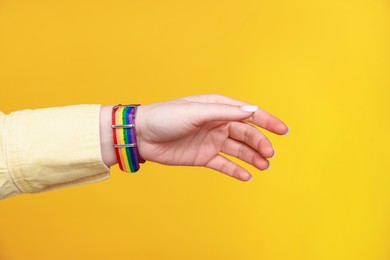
284, 127, 290, 136
241, 105, 258, 112
270, 150, 276, 159
249, 175, 253, 181
265, 162, 271, 170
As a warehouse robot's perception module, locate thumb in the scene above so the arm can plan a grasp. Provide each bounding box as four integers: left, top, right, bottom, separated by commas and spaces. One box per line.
190, 103, 258, 126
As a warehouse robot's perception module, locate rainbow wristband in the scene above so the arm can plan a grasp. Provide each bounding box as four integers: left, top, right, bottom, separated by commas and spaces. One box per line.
112, 104, 145, 173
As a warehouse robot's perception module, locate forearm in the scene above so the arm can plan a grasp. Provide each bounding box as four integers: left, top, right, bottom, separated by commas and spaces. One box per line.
100, 105, 118, 168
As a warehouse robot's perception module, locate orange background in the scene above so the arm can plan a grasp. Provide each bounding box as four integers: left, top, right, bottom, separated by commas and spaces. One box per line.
1, 0, 389, 259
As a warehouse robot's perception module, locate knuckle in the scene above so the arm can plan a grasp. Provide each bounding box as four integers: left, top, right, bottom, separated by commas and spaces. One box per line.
244, 128, 253, 143
223, 104, 233, 114
232, 166, 242, 179
221, 139, 229, 154
251, 154, 260, 167
257, 137, 263, 151
237, 145, 246, 159
220, 160, 232, 176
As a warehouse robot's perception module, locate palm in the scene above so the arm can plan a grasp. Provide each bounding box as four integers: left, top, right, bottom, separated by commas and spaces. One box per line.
145, 120, 229, 166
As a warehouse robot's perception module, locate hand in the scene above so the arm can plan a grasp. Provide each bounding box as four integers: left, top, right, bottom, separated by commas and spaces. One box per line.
134, 94, 289, 181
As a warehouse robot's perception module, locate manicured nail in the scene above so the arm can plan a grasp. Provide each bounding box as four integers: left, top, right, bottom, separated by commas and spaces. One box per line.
270, 150, 276, 159
284, 127, 290, 136
249, 175, 253, 181
241, 105, 258, 112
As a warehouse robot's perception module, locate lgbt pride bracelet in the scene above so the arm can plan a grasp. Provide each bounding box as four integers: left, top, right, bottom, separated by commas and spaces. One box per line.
111, 104, 145, 173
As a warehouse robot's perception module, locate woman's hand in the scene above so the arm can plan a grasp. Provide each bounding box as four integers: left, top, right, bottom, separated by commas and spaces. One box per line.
134, 94, 289, 181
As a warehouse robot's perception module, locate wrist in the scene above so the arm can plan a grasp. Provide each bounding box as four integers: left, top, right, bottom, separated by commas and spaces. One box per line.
99, 105, 118, 168
134, 105, 146, 162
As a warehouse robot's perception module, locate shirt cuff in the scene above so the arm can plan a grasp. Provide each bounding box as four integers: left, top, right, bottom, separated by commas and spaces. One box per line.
4, 104, 110, 196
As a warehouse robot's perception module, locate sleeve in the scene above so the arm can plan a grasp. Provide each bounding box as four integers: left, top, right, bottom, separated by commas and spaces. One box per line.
0, 104, 111, 200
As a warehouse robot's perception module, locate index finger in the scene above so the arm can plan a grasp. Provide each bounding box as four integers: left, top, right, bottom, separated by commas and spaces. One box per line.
180, 93, 290, 135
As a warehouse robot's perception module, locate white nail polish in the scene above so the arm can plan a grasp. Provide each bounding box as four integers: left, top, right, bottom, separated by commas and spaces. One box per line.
241, 105, 258, 112
284, 127, 290, 136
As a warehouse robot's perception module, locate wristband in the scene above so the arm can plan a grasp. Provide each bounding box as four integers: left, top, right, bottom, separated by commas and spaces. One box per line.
111, 104, 145, 173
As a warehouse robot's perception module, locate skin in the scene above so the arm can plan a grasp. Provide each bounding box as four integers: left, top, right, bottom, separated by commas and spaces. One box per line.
99, 94, 289, 182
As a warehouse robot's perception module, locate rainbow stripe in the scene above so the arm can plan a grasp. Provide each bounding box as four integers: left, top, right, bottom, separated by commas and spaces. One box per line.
112, 105, 144, 173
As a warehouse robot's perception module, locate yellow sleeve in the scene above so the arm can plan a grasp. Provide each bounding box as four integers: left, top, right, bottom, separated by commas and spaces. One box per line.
0, 104, 111, 200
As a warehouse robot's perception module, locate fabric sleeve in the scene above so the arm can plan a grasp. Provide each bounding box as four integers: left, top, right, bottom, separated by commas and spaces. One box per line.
0, 104, 111, 200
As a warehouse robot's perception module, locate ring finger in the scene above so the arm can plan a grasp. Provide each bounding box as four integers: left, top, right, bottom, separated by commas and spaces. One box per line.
221, 137, 270, 171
